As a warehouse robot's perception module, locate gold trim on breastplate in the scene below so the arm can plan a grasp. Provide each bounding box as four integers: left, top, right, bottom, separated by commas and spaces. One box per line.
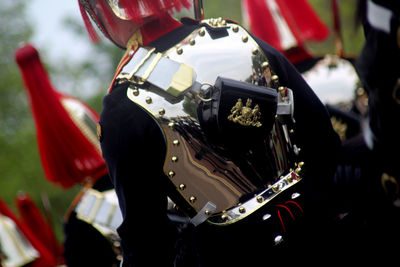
124, 20, 303, 225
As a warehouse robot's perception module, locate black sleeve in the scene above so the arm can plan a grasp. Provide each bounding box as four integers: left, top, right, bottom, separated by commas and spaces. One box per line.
99, 83, 178, 266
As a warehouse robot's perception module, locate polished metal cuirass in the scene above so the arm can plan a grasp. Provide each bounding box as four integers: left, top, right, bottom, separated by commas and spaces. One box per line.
120, 19, 302, 225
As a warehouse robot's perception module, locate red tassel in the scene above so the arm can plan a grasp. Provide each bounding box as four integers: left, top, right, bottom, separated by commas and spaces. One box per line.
15, 192, 64, 265
98, 0, 117, 31
79, 1, 100, 43
15, 44, 108, 188
0, 198, 58, 267
119, 0, 142, 23
119, 0, 192, 23
275, 0, 329, 42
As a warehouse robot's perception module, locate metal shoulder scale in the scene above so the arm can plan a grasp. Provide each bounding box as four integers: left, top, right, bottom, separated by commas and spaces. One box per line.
117, 19, 303, 226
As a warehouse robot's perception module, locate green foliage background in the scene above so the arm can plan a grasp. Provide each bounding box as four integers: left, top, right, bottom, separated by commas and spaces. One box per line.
0, 0, 364, 242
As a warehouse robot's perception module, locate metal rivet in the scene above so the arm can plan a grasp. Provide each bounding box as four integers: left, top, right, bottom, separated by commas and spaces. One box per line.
289, 129, 294, 134
158, 108, 165, 115
189, 38, 196, 46
261, 61, 269, 70
145, 96, 152, 104
221, 20, 227, 26
274, 235, 283, 245
295, 167, 301, 174
168, 122, 174, 129
179, 184, 186, 190
173, 139, 180, 146
298, 162, 304, 168
272, 184, 280, 192
262, 213, 271, 220
271, 75, 279, 83
256, 196, 264, 203
189, 196, 196, 203
239, 207, 246, 213
291, 192, 301, 199
113, 241, 121, 247
287, 175, 293, 183
176, 47, 183, 55
252, 48, 259, 55
232, 25, 239, 32
242, 36, 248, 43
133, 89, 139, 96
171, 156, 178, 162
199, 27, 205, 36
221, 214, 228, 221
168, 171, 175, 178
205, 210, 211, 215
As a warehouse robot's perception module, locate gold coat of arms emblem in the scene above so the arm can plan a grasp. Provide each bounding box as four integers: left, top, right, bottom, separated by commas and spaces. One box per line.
228, 98, 262, 127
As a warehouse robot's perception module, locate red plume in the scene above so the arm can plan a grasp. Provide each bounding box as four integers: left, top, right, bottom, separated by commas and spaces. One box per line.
15, 192, 64, 265
242, 0, 329, 63
15, 44, 108, 188
0, 198, 58, 267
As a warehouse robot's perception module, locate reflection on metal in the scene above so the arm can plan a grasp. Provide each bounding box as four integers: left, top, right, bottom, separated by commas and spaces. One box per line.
124, 21, 301, 225
302, 55, 360, 107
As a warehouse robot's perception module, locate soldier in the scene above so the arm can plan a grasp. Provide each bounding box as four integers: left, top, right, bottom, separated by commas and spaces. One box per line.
78, 0, 341, 266
15, 44, 121, 267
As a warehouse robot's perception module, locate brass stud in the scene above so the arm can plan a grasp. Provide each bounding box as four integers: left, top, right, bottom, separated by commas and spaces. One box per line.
256, 196, 264, 203
289, 129, 294, 134
199, 27, 206, 36
272, 184, 280, 192
205, 210, 211, 215
179, 184, 186, 190
232, 25, 239, 33
176, 47, 183, 55
172, 139, 180, 146
221, 214, 228, 221
252, 48, 259, 55
221, 19, 227, 26
287, 175, 293, 183
295, 167, 302, 174
242, 36, 248, 43
298, 162, 305, 168
158, 108, 165, 116
189, 196, 196, 203
168, 122, 174, 129
239, 207, 246, 213
171, 156, 178, 163
274, 235, 283, 245
133, 89, 139, 96
189, 38, 196, 46
271, 75, 279, 83
261, 61, 269, 70
263, 213, 271, 220
145, 96, 152, 104
168, 171, 175, 178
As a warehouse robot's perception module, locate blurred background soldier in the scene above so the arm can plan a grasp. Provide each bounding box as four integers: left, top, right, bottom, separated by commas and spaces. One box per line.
77, 0, 342, 266
15, 44, 121, 267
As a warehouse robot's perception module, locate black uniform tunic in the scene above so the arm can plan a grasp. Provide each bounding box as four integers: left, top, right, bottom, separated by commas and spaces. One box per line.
99, 19, 341, 266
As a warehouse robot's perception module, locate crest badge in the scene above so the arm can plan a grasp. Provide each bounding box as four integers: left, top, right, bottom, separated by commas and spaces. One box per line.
228, 98, 262, 127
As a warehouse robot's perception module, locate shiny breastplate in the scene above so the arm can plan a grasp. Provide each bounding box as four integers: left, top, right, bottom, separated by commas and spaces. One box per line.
117, 20, 303, 226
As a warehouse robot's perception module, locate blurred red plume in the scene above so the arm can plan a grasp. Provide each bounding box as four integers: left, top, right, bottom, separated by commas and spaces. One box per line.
15, 44, 108, 188
242, 0, 329, 63
0, 198, 58, 267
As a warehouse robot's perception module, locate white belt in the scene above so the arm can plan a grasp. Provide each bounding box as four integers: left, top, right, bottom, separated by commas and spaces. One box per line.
75, 189, 122, 236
